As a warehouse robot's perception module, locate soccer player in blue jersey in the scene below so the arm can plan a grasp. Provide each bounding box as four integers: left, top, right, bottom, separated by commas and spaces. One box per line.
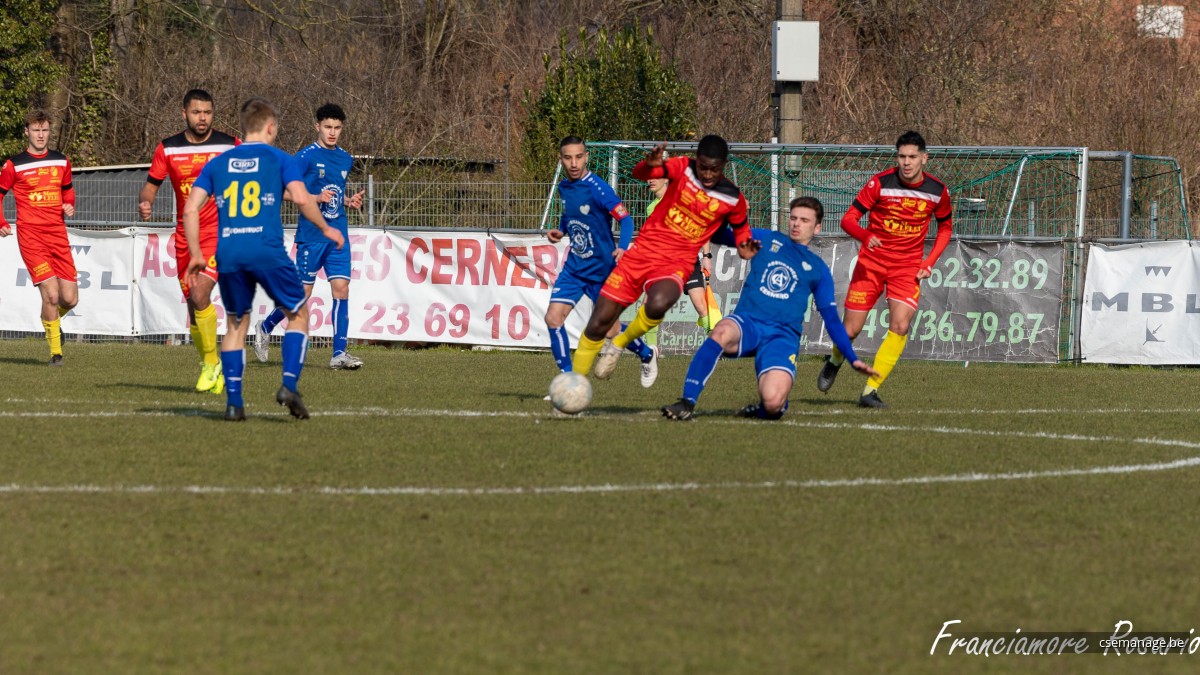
545, 136, 658, 387
183, 98, 345, 421
661, 197, 878, 420
255, 103, 365, 369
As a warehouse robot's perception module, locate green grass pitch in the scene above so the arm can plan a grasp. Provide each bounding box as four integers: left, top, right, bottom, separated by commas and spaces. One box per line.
1, 339, 1199, 673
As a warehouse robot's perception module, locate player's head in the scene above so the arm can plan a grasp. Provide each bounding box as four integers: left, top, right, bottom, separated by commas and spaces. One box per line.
23, 109, 53, 153
240, 97, 279, 142
647, 176, 668, 198
181, 89, 215, 138
315, 103, 346, 149
787, 196, 823, 245
695, 135, 729, 189
559, 135, 588, 181
895, 130, 928, 184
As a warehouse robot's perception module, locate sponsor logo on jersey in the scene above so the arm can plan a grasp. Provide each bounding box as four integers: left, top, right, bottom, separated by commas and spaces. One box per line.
229, 158, 259, 173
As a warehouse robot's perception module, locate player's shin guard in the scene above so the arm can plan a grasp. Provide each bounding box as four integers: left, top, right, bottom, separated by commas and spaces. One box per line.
619, 322, 654, 361
681, 338, 723, 404
221, 349, 246, 408
613, 306, 662, 350
865, 330, 906, 393
261, 306, 286, 335
281, 330, 309, 392
549, 325, 572, 372
42, 318, 62, 356
193, 304, 220, 366
571, 334, 605, 375
332, 298, 349, 357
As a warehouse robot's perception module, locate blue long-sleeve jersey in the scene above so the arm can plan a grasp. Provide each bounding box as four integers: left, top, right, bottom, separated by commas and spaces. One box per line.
556, 171, 634, 282
712, 226, 860, 363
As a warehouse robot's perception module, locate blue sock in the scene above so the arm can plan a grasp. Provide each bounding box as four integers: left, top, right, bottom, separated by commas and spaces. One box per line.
281, 330, 308, 392
620, 322, 654, 361
261, 306, 285, 334
549, 325, 572, 372
221, 349, 245, 408
682, 338, 724, 404
332, 298, 348, 356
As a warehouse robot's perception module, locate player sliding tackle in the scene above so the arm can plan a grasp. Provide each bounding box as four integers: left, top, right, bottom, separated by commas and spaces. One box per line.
183, 98, 345, 421
662, 198, 877, 420
571, 136, 754, 385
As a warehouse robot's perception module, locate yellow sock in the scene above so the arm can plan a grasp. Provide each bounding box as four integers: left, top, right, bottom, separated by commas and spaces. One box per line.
57, 305, 69, 318
43, 318, 62, 356
193, 304, 220, 366
613, 306, 663, 349
571, 334, 606, 375
830, 345, 845, 367
865, 330, 907, 393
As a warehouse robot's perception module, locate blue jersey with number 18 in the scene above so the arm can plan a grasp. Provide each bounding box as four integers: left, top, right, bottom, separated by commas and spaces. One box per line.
193, 142, 305, 273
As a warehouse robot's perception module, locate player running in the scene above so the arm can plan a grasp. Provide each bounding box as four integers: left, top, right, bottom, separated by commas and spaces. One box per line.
545, 136, 658, 387
138, 89, 239, 393
183, 97, 345, 421
571, 135, 756, 383
816, 131, 954, 408
662, 197, 877, 420
255, 103, 365, 370
0, 109, 78, 365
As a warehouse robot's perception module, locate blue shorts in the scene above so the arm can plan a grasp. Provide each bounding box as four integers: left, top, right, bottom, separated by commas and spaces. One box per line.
218, 266, 306, 320
727, 314, 801, 379
550, 269, 605, 307
295, 239, 351, 284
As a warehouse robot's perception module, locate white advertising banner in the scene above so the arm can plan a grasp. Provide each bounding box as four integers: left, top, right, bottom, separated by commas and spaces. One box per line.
1081, 240, 1200, 364
1, 227, 585, 347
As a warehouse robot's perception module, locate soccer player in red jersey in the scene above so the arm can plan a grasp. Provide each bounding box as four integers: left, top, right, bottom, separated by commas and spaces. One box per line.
0, 109, 77, 365
817, 130, 954, 408
138, 89, 239, 393
571, 135, 758, 380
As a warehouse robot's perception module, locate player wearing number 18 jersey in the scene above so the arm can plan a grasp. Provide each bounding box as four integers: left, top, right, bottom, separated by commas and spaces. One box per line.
139, 89, 239, 394
818, 130, 954, 408
184, 98, 344, 421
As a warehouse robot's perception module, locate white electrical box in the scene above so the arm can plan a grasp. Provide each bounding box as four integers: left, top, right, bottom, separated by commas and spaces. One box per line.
772, 21, 820, 82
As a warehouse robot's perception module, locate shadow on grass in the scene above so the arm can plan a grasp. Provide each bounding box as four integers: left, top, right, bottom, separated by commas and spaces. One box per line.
0, 356, 50, 366
98, 382, 197, 395
138, 406, 292, 424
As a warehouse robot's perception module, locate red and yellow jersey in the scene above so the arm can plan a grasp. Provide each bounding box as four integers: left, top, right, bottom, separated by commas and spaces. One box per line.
147, 130, 239, 230
0, 150, 74, 233
842, 167, 953, 268
631, 156, 750, 262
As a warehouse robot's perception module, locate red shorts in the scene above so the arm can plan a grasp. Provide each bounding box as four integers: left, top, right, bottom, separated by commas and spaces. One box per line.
600, 246, 693, 306
18, 229, 76, 285
175, 227, 218, 297
845, 255, 921, 311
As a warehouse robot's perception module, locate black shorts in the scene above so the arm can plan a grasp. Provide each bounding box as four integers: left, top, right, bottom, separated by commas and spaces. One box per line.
684, 258, 706, 293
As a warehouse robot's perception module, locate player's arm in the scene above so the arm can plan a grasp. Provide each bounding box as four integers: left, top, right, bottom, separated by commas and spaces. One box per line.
727, 195, 758, 259
181, 183, 211, 286
813, 273, 879, 377
841, 180, 881, 249
592, 181, 634, 252
631, 143, 668, 182
0, 160, 13, 236
140, 143, 168, 220
287, 179, 344, 249
918, 188, 954, 279
61, 158, 75, 218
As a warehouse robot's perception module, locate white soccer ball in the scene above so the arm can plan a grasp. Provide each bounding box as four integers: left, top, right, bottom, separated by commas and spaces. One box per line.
548, 372, 592, 414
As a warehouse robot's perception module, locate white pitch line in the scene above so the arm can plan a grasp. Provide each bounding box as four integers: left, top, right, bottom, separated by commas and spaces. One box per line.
1, 454, 1198, 498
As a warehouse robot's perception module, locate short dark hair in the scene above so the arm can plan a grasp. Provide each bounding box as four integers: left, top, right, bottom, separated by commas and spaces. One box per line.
697, 134, 729, 162
240, 97, 278, 135
24, 108, 52, 128
896, 130, 926, 152
182, 89, 214, 108
315, 103, 345, 123
559, 135, 585, 150
790, 196, 824, 223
